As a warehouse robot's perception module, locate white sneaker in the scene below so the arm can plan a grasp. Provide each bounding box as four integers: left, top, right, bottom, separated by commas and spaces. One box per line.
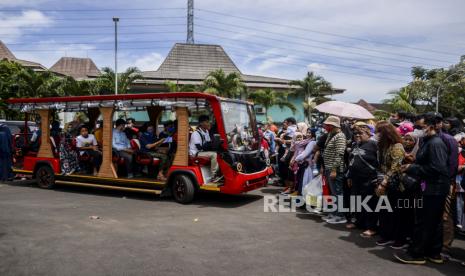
322, 214, 334, 221
326, 217, 348, 224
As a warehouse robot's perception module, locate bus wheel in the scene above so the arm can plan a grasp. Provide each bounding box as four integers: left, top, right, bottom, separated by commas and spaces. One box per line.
36, 165, 55, 189
172, 175, 195, 204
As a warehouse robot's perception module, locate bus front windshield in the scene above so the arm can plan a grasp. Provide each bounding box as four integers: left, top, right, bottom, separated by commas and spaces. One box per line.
221, 101, 259, 151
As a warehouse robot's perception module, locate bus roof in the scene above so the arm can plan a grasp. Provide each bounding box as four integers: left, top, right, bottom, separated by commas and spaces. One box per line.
7, 92, 251, 112
7, 92, 248, 104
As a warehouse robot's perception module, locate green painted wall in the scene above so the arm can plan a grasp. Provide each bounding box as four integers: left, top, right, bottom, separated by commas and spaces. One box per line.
256, 94, 305, 123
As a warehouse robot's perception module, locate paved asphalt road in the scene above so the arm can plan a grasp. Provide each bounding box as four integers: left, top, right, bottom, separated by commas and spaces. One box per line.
1, 180, 464, 276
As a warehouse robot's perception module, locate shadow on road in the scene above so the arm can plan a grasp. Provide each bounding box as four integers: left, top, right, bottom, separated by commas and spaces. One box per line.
4, 179, 263, 209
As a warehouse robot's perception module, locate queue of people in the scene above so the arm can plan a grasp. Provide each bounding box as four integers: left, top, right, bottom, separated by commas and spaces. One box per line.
262, 111, 465, 266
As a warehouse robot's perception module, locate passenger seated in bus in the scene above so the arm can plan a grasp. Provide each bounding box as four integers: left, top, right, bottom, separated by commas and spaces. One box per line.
159, 120, 174, 139
139, 123, 169, 181
113, 119, 135, 178
76, 125, 102, 176
124, 117, 139, 140
50, 121, 61, 147
188, 115, 221, 182
30, 122, 41, 152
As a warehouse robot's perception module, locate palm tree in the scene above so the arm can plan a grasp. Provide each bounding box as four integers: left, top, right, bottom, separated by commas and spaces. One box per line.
383, 87, 417, 113
164, 80, 198, 92
290, 72, 332, 122
98, 67, 143, 94
248, 88, 296, 120
17, 68, 63, 98
59, 76, 100, 96
411, 66, 428, 80
203, 69, 244, 98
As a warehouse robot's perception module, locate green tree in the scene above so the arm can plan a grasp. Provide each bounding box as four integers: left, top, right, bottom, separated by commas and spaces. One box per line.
97, 67, 143, 94
59, 76, 100, 96
16, 68, 63, 98
290, 72, 332, 122
248, 88, 296, 119
164, 80, 198, 92
383, 58, 465, 116
203, 69, 244, 98
383, 87, 417, 113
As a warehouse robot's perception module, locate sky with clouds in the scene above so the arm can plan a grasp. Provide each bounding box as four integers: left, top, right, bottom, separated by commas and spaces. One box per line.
1, 0, 464, 102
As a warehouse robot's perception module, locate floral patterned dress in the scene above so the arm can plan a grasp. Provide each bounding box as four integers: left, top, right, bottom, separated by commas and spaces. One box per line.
59, 133, 79, 175
379, 143, 405, 190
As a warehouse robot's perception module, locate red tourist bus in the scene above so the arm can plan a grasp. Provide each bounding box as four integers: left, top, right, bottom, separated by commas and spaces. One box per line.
8, 92, 273, 203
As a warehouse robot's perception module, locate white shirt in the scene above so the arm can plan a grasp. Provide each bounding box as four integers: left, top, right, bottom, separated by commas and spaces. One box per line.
189, 128, 211, 156
76, 134, 98, 155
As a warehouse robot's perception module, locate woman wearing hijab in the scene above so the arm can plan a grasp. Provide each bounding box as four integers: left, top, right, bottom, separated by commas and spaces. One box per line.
293, 129, 317, 195
388, 132, 419, 249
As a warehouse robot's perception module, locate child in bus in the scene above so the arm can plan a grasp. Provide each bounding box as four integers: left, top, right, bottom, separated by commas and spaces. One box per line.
76, 125, 102, 176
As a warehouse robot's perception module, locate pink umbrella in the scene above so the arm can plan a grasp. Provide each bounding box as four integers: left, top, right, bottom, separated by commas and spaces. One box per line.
314, 100, 374, 119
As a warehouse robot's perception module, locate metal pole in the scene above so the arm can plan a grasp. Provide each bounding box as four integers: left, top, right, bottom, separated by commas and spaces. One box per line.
113, 17, 119, 95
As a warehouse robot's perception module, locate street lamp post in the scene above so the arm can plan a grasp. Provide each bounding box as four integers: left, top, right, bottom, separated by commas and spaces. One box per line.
113, 17, 119, 95
436, 69, 465, 113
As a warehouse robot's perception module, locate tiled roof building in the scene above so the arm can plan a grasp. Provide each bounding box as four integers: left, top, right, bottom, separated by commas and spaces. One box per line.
136, 43, 300, 91
0, 40, 47, 71
50, 57, 101, 80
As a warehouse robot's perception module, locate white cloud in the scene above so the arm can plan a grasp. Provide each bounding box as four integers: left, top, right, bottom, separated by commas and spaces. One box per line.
257, 55, 296, 72
0, 10, 53, 42
307, 63, 327, 74
133, 52, 164, 71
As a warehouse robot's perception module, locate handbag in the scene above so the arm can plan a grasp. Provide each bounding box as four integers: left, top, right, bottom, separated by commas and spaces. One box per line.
401, 173, 421, 193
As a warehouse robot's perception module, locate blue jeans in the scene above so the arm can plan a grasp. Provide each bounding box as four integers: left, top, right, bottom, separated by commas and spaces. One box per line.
325, 169, 344, 217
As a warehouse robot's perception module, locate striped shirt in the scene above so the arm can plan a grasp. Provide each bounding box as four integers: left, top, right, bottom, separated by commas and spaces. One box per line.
323, 130, 347, 172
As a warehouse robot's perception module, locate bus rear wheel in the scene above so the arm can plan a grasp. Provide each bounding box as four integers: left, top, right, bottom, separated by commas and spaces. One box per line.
36, 165, 55, 189
172, 175, 195, 204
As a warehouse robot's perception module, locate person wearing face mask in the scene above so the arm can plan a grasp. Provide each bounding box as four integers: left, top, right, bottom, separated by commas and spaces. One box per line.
395, 112, 450, 265
433, 114, 459, 260
139, 122, 168, 181
412, 114, 427, 138
346, 127, 379, 236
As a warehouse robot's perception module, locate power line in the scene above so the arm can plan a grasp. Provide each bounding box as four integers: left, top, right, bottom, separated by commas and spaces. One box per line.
198, 40, 412, 71
10, 46, 175, 52
53, 16, 186, 21
196, 31, 445, 68
0, 30, 185, 37
207, 44, 407, 77
195, 23, 453, 65
196, 8, 460, 57
0, 22, 185, 30
6, 39, 180, 46
0, 7, 185, 12
224, 51, 409, 83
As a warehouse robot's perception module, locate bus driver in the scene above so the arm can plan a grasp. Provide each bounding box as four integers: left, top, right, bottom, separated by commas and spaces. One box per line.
189, 115, 221, 182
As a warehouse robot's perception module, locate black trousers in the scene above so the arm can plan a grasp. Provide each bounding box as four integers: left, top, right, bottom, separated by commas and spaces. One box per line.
352, 177, 378, 231
394, 192, 416, 243
409, 195, 447, 258
82, 150, 102, 173
378, 191, 400, 241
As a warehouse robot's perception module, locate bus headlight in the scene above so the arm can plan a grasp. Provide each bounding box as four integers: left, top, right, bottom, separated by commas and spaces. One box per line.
265, 158, 271, 166
235, 162, 243, 172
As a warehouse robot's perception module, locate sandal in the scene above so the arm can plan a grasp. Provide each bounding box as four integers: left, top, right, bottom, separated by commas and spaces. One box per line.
157, 175, 167, 182
360, 230, 376, 238
346, 223, 357, 229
